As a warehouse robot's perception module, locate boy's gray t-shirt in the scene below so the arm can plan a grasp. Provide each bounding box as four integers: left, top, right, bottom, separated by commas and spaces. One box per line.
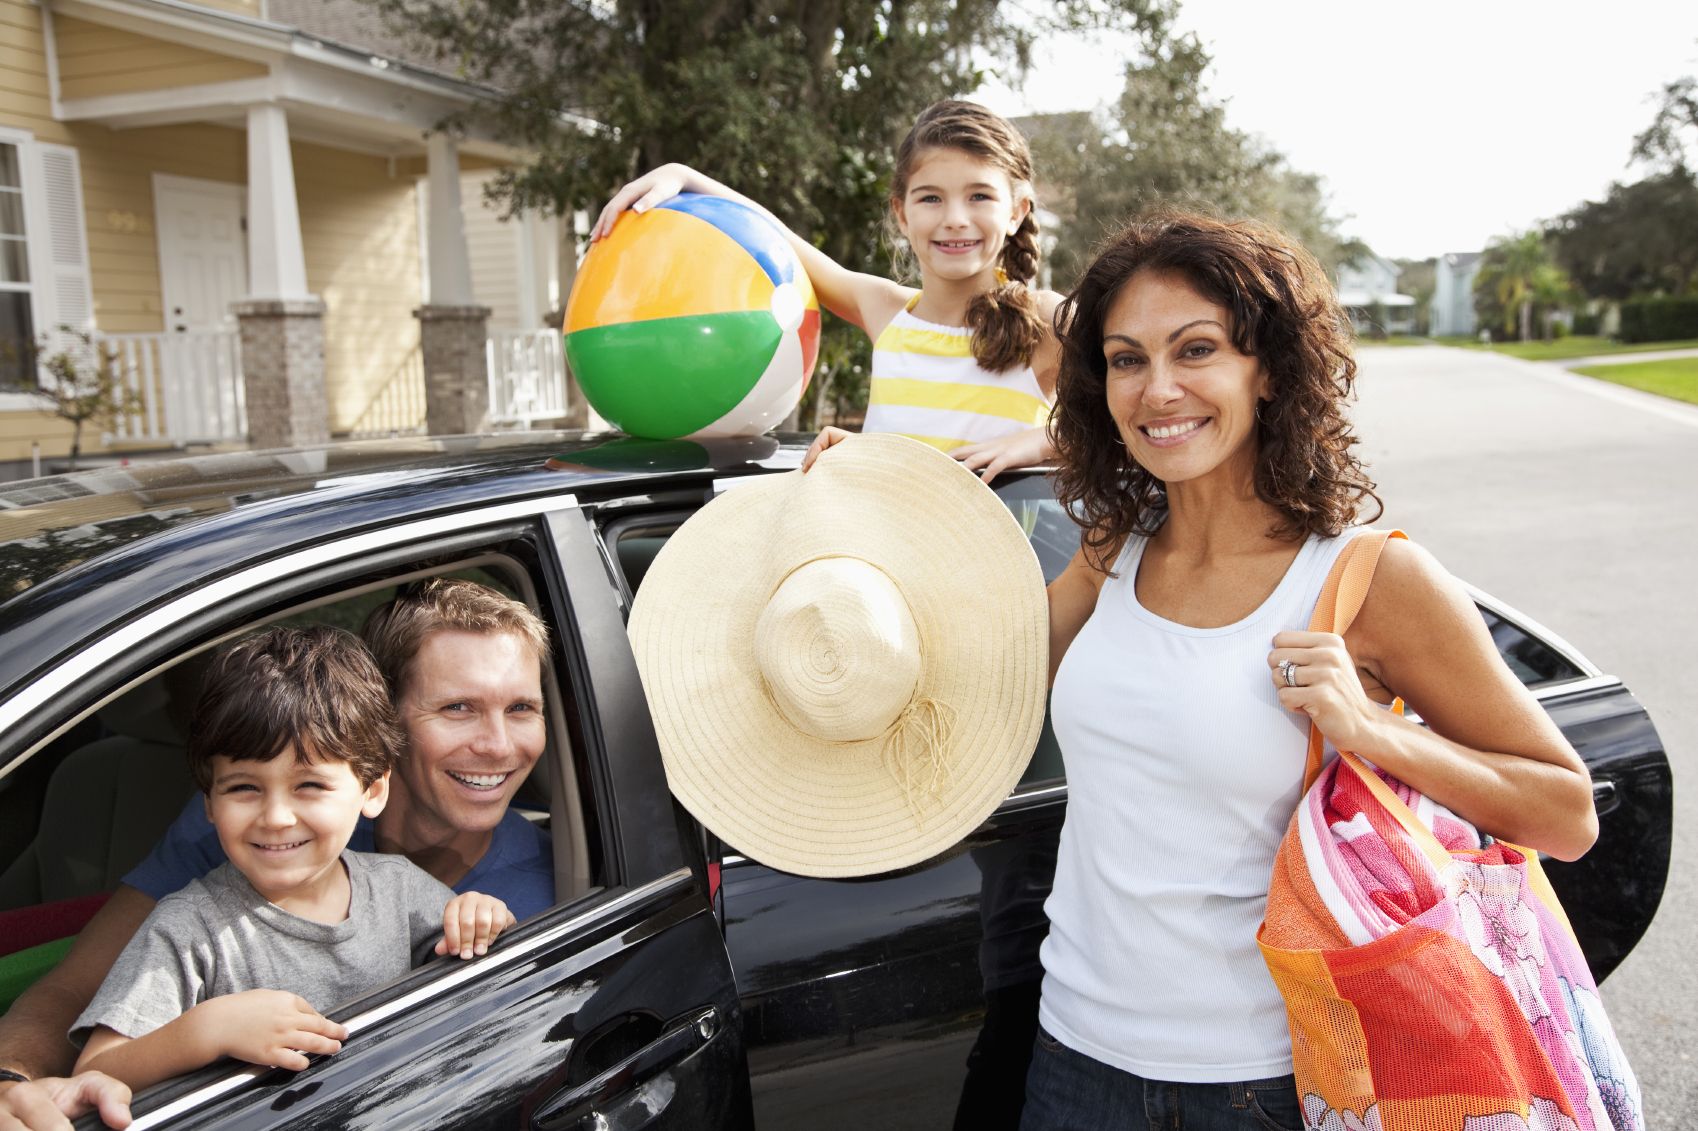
72, 850, 453, 1044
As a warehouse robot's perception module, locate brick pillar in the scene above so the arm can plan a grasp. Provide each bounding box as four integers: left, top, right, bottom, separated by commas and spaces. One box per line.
416, 304, 492, 435
234, 298, 328, 448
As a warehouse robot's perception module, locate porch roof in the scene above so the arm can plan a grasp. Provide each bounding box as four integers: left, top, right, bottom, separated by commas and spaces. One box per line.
46, 0, 534, 162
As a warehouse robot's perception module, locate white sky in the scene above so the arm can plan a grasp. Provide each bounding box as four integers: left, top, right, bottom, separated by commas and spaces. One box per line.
974, 0, 1698, 260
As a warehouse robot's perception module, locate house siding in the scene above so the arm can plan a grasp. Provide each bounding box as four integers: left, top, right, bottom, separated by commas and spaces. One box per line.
294, 142, 422, 433
463, 169, 523, 330
0, 0, 472, 463
53, 16, 267, 101
195, 0, 264, 16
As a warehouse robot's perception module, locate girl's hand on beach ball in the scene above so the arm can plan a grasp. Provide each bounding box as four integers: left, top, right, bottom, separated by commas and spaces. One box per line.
591, 165, 689, 241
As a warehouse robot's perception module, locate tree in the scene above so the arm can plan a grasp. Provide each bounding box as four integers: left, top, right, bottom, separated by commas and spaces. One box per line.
1550, 169, 1698, 301
1633, 70, 1698, 173
23, 330, 144, 468
368, 0, 1178, 425
1474, 232, 1573, 342
1026, 32, 1360, 289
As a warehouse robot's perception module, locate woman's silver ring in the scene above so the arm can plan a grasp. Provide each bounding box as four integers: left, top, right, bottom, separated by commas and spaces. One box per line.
1279, 659, 1299, 688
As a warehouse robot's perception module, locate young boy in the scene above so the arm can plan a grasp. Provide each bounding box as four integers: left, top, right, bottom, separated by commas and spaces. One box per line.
70, 625, 514, 1091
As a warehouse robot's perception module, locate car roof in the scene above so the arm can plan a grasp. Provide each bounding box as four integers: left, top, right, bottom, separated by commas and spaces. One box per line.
0, 431, 807, 692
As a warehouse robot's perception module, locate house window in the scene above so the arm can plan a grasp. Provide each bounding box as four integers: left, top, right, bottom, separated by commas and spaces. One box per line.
0, 143, 33, 390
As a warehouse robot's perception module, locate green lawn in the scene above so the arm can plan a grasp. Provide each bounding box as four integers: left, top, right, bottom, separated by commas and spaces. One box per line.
1572, 357, 1698, 406
1433, 335, 1698, 361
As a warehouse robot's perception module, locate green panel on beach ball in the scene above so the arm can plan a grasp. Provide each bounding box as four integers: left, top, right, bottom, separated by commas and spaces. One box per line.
566, 311, 780, 439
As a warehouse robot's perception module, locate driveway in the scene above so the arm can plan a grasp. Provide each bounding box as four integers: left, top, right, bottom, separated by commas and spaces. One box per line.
1350, 343, 1696, 1125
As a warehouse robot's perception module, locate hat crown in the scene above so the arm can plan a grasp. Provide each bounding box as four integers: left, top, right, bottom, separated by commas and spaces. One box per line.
755, 557, 921, 743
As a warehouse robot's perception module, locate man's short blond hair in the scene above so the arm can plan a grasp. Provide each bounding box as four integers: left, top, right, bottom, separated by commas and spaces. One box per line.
361, 577, 549, 700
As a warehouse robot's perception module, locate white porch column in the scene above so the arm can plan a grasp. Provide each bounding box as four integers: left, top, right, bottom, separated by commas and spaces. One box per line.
425, 133, 476, 306
245, 104, 310, 300
237, 103, 327, 447
417, 132, 490, 434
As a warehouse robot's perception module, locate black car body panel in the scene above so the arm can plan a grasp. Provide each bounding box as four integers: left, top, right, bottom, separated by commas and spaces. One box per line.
0, 432, 1666, 1130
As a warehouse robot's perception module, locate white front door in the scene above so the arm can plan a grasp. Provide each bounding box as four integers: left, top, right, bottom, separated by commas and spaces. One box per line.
153, 174, 247, 331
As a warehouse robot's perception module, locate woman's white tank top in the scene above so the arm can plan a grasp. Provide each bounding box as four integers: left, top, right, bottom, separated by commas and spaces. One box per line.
1038, 526, 1364, 1082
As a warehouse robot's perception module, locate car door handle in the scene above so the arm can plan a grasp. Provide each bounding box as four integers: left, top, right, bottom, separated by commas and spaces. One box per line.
531, 1007, 719, 1131
1592, 778, 1619, 816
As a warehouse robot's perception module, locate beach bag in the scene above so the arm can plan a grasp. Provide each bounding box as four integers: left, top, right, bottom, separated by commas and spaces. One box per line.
1258, 530, 1642, 1131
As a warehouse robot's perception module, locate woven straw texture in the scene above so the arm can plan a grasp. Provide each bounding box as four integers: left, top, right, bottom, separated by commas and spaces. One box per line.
628, 433, 1049, 877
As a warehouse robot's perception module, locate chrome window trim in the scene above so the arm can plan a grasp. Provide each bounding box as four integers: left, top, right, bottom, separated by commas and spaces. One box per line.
1531, 672, 1623, 702
129, 867, 691, 1130
1465, 583, 1602, 680
0, 494, 578, 761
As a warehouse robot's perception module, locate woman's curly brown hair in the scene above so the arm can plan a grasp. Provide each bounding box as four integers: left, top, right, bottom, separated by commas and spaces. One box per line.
1051, 209, 1381, 568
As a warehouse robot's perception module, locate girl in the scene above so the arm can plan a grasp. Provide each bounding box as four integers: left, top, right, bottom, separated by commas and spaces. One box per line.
591, 100, 1062, 483
1029, 209, 1597, 1129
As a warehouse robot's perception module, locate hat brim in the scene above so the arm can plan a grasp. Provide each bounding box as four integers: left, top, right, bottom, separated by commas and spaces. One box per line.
628, 434, 1049, 877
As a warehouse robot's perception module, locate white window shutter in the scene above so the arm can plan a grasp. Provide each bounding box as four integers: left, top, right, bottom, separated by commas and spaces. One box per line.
37, 143, 94, 348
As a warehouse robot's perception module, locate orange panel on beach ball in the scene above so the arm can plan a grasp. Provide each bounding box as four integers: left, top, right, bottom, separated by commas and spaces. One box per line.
566, 208, 774, 334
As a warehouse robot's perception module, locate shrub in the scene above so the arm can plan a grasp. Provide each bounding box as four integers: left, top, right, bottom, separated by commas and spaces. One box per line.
1618, 297, 1698, 342
1572, 311, 1601, 335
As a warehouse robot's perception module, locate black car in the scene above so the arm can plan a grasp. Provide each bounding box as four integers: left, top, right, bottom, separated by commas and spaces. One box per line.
0, 432, 1671, 1131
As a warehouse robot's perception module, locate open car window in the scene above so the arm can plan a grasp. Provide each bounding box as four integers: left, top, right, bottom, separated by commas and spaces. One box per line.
0, 550, 597, 1042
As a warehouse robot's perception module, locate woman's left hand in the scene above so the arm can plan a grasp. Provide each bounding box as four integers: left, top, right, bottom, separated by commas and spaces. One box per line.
1269, 630, 1383, 752
949, 426, 1053, 485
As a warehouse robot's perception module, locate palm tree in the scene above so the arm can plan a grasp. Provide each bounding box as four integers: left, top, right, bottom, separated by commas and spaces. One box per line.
1475, 231, 1572, 341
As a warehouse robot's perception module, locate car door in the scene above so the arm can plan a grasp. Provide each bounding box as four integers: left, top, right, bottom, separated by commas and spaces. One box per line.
0, 496, 751, 1131
598, 468, 1670, 1131
597, 471, 1073, 1131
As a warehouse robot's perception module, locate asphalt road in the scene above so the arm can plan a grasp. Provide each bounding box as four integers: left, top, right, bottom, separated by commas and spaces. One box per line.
1350, 344, 1696, 1126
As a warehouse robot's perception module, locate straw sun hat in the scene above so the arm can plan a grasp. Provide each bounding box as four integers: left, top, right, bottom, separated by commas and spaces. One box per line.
628, 433, 1049, 878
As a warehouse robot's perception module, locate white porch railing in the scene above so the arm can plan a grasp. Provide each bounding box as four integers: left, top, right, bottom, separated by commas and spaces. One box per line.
86, 326, 567, 446
101, 329, 247, 446
346, 345, 428, 438
487, 327, 570, 428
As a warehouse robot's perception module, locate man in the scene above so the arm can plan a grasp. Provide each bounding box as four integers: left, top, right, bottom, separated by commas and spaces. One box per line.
0, 579, 553, 1127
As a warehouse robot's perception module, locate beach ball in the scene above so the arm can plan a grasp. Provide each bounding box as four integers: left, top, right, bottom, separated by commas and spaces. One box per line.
564, 193, 821, 439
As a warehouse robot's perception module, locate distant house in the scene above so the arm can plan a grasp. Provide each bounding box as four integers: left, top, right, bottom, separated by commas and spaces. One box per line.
0, 0, 576, 479
1335, 252, 1416, 336
1431, 251, 1483, 337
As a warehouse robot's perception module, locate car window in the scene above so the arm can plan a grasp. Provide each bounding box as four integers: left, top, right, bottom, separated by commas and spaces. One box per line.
1479, 606, 1586, 689
0, 554, 593, 1024
606, 473, 1076, 795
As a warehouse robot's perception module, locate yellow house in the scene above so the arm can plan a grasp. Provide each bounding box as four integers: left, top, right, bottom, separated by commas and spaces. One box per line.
0, 0, 575, 480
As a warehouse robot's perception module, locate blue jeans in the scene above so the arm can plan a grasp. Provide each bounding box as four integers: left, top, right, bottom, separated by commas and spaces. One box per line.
1019, 1025, 1304, 1131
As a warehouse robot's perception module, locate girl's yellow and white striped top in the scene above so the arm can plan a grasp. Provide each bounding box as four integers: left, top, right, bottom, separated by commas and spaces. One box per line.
862, 296, 1051, 452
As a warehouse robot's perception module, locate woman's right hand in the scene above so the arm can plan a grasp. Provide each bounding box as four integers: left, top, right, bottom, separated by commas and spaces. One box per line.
590, 164, 697, 242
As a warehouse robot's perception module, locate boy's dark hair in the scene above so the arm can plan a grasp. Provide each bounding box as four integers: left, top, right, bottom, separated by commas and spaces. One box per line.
186, 625, 402, 791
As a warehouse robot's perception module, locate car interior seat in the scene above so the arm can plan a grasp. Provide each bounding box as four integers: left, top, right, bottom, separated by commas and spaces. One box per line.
0, 670, 197, 912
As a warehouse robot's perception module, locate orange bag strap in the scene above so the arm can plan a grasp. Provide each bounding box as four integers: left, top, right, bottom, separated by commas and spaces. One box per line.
1301, 529, 1406, 789
1303, 529, 1456, 875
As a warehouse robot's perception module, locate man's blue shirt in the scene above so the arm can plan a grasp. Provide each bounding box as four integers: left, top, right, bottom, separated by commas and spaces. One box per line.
123, 796, 556, 919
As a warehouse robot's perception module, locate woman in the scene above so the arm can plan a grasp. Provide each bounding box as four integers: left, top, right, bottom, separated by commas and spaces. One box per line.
1026, 211, 1596, 1130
